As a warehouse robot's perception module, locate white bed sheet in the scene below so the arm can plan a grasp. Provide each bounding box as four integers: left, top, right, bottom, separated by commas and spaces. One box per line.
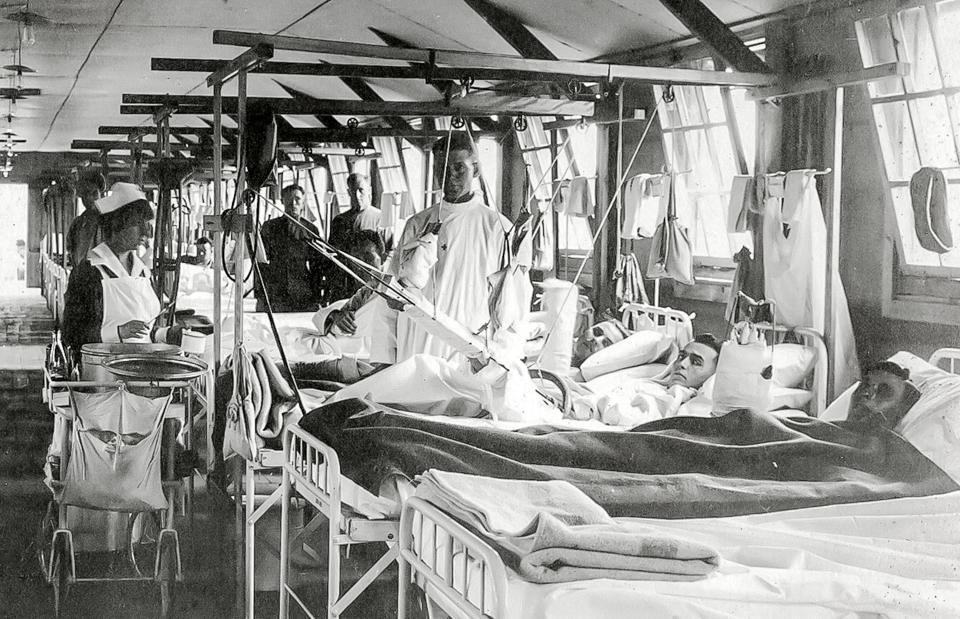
424, 492, 960, 619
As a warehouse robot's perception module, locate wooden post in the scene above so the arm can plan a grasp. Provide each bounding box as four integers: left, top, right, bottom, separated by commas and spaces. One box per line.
593, 122, 614, 311
821, 87, 844, 403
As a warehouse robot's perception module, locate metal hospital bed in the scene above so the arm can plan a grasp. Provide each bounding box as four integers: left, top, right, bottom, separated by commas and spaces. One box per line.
268, 303, 702, 618
395, 347, 960, 619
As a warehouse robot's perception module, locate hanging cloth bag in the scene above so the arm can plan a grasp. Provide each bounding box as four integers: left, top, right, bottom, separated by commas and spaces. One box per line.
61, 387, 170, 512
646, 172, 695, 286
711, 318, 774, 415
531, 201, 555, 272
910, 167, 954, 254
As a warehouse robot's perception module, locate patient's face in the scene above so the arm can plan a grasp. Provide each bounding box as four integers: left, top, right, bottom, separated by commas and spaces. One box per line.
668, 342, 718, 389
848, 369, 920, 429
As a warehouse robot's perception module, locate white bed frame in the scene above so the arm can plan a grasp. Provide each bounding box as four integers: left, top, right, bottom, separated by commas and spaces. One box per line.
619, 303, 694, 346
398, 496, 508, 619
277, 424, 400, 619
755, 323, 829, 417
929, 347, 960, 372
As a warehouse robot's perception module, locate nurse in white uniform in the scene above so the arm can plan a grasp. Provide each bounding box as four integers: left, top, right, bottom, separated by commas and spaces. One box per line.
62, 182, 181, 355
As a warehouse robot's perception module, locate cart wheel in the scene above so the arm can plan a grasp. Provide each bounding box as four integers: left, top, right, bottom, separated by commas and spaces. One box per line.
50, 536, 70, 617
36, 501, 57, 577
158, 539, 178, 618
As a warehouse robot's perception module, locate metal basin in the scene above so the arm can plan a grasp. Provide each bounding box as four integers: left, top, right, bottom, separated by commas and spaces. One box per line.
102, 354, 208, 381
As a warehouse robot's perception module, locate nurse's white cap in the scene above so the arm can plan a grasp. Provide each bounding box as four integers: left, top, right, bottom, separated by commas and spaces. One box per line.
96, 182, 147, 214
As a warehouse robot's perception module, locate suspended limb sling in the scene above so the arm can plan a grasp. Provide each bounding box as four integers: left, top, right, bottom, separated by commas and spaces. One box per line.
533, 98, 664, 368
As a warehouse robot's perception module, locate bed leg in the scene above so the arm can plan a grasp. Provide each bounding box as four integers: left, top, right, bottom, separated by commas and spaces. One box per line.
245, 459, 256, 619
278, 458, 291, 619
397, 553, 409, 619
328, 518, 339, 618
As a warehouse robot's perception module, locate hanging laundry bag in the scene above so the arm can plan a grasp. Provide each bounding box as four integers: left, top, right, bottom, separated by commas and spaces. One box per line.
62, 388, 170, 512
910, 167, 954, 254
646, 172, 694, 285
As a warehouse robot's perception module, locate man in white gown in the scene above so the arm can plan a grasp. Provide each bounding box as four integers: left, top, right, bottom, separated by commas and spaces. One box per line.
371, 132, 531, 367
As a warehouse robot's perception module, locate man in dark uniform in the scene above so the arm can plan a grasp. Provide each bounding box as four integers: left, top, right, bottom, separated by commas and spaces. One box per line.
258, 184, 323, 312
65, 171, 105, 267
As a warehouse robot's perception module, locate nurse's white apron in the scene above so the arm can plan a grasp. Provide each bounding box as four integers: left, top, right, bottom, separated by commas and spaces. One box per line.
88, 243, 160, 343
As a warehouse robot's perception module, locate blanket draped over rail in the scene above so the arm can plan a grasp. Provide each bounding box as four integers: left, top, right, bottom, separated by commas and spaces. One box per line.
299, 398, 958, 518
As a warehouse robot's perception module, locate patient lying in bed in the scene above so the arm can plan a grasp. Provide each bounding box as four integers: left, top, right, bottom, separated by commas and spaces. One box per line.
576, 334, 721, 426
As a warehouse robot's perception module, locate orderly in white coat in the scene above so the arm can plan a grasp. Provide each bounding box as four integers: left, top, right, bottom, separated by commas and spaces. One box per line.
63, 182, 181, 354
371, 132, 531, 366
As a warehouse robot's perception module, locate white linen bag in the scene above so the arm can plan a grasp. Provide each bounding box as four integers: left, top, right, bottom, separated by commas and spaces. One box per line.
712, 324, 774, 414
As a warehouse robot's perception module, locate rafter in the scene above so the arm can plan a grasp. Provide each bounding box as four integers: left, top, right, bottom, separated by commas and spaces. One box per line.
368, 28, 507, 134
274, 82, 343, 129
654, 0, 771, 73
461, 0, 555, 60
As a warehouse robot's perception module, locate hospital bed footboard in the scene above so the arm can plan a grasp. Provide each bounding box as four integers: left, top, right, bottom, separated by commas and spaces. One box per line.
399, 496, 510, 619
279, 424, 399, 619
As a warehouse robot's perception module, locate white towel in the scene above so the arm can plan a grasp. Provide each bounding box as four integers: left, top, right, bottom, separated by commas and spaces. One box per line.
621, 174, 667, 238
560, 176, 595, 218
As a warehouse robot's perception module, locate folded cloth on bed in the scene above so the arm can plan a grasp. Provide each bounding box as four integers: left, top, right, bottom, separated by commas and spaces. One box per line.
514, 513, 719, 583
415, 470, 612, 536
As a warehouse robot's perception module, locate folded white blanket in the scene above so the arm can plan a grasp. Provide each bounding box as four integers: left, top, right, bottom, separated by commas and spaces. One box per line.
415, 470, 612, 537
517, 513, 719, 584
415, 470, 720, 585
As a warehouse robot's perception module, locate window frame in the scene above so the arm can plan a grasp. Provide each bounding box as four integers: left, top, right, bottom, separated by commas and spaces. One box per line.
856, 0, 960, 279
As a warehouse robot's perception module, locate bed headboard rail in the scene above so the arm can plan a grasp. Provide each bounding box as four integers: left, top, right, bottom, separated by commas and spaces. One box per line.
620, 303, 694, 347
752, 323, 828, 418
929, 348, 960, 375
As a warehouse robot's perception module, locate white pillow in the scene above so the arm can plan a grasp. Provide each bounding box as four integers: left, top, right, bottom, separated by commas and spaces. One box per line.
894, 363, 960, 485
771, 344, 817, 389
821, 382, 857, 421
888, 351, 952, 391
580, 330, 673, 382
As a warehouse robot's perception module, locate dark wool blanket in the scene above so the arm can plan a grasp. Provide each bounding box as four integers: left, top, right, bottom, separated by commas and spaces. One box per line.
299, 398, 958, 518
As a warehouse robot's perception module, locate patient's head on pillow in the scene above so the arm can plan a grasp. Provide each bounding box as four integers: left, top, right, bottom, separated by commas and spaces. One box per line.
848, 361, 921, 429
667, 333, 721, 389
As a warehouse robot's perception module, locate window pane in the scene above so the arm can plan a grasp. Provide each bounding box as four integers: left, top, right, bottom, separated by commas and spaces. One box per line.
855, 15, 904, 97
676, 86, 703, 124
896, 7, 943, 92
872, 101, 920, 181
701, 86, 726, 124
937, 0, 960, 86
729, 87, 757, 171
910, 95, 959, 167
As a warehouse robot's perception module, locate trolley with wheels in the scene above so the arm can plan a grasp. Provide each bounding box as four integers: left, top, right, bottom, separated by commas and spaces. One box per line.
39, 378, 193, 617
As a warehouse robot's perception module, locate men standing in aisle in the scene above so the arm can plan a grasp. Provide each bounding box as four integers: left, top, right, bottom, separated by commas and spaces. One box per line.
370, 132, 531, 366
328, 172, 382, 250
65, 171, 105, 267
258, 184, 323, 312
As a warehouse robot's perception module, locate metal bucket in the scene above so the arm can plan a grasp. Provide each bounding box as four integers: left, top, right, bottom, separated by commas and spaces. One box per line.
79, 343, 180, 382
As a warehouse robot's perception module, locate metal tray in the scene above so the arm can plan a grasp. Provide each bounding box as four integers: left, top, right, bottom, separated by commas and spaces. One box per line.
102, 354, 208, 381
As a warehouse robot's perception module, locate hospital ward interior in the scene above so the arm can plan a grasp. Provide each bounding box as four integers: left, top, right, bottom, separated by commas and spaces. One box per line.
3, 0, 960, 617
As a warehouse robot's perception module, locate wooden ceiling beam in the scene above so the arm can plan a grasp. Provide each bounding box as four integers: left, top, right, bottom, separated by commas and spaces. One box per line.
273, 82, 344, 129
368, 28, 508, 134
461, 0, 556, 60
99, 125, 227, 136
120, 95, 595, 117
654, 0, 771, 73
212, 30, 775, 87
